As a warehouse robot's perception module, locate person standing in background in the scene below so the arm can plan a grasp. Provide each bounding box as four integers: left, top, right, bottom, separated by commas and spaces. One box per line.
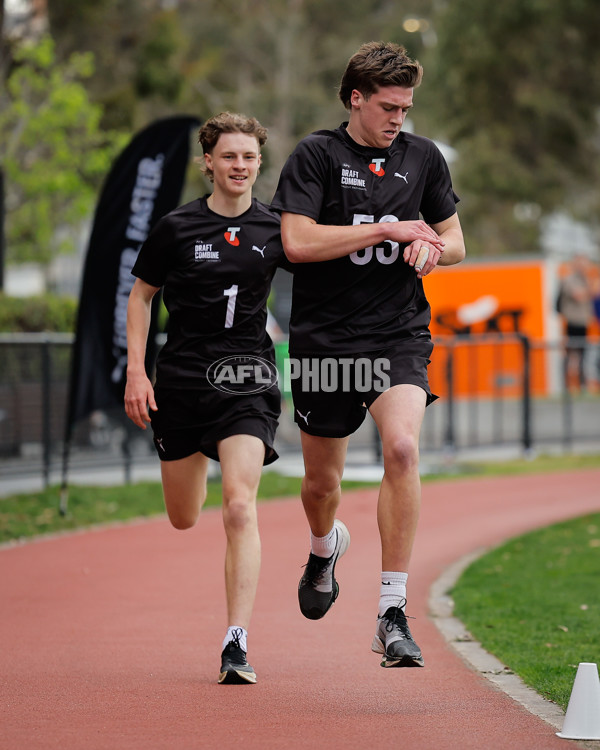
590, 263, 600, 386
558, 254, 594, 391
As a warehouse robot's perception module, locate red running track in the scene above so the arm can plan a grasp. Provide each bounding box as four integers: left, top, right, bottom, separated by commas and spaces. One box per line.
1, 469, 599, 750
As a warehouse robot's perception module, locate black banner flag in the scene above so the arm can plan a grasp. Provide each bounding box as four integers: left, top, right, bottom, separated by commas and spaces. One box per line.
62, 116, 200, 489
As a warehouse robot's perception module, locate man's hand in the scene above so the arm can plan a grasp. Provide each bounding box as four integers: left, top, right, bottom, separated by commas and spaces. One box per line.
124, 372, 157, 429
386, 220, 445, 252
404, 239, 444, 279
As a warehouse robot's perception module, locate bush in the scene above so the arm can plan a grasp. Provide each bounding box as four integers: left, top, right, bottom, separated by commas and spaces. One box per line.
0, 293, 77, 332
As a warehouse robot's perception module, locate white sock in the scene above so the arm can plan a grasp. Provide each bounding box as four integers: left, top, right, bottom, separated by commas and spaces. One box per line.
310, 525, 337, 558
223, 626, 247, 653
378, 571, 408, 617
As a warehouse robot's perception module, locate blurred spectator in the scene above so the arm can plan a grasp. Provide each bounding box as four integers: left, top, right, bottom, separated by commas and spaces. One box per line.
558, 254, 594, 391
592, 268, 600, 383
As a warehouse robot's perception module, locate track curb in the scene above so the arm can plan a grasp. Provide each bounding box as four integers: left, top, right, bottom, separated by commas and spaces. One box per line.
429, 547, 568, 732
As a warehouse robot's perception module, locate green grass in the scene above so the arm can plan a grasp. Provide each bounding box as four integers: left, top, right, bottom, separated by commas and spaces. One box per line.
0, 472, 377, 544
426, 451, 600, 479
1, 452, 597, 544
452, 512, 600, 709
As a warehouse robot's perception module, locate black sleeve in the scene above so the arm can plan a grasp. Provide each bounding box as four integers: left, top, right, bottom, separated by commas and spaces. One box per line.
271, 135, 329, 221
277, 253, 296, 273
131, 216, 176, 288
420, 143, 460, 225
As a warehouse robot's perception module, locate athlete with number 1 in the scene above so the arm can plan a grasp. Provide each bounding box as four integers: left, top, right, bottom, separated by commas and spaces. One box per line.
125, 112, 290, 684
272, 42, 466, 667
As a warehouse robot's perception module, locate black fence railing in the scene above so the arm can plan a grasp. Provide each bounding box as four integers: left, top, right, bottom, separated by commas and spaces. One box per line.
419, 333, 600, 456
0, 333, 599, 490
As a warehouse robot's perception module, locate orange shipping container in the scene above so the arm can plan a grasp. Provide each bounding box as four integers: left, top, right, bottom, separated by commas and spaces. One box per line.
424, 260, 549, 398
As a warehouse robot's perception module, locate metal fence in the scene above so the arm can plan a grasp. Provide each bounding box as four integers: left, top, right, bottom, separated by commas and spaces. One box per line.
421, 333, 600, 455
1, 332, 599, 491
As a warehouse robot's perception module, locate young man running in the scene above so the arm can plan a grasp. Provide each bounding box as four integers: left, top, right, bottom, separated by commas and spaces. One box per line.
125, 112, 290, 684
271, 41, 465, 668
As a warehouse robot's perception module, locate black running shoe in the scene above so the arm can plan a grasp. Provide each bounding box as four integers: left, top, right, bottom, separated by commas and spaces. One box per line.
371, 603, 424, 668
218, 629, 257, 684
298, 520, 350, 620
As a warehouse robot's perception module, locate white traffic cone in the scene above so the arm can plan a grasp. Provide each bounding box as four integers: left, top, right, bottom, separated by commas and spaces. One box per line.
556, 662, 600, 740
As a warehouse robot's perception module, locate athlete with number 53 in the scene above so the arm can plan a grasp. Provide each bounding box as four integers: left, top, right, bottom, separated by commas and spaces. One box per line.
271, 41, 466, 668
125, 112, 290, 685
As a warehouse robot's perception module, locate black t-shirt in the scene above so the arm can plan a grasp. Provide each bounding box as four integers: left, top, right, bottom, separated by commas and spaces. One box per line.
271, 123, 459, 354
132, 196, 289, 387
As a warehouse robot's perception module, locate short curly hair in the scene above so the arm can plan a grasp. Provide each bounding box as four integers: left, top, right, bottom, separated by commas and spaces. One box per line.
198, 112, 267, 182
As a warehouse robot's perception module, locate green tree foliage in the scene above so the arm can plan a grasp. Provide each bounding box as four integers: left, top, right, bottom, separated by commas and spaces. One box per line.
49, 0, 436, 201
13, 0, 599, 260
160, 0, 436, 199
134, 12, 186, 103
426, 0, 600, 255
47, 0, 188, 129
0, 36, 127, 265
0, 292, 77, 332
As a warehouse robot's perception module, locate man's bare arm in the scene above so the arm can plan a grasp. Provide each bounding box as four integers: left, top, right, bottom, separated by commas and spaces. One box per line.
124, 278, 160, 429
403, 212, 466, 279
281, 211, 445, 263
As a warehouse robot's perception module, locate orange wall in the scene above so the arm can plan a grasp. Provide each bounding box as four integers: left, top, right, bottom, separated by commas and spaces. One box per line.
424, 260, 548, 398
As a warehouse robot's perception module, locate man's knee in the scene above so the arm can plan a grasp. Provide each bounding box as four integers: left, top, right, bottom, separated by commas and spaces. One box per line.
167, 508, 200, 530
222, 493, 257, 533
302, 470, 342, 504
382, 433, 420, 474
163, 488, 206, 530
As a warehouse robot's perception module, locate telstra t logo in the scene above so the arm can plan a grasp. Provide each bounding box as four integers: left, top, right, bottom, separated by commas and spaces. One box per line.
225, 226, 241, 245
369, 158, 385, 176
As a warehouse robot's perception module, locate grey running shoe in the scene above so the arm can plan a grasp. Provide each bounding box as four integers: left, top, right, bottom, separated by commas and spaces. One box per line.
371, 603, 424, 668
218, 629, 257, 684
298, 519, 350, 620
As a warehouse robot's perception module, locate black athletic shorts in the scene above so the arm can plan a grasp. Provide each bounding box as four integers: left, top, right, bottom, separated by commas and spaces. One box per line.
150, 385, 280, 464
289, 337, 438, 438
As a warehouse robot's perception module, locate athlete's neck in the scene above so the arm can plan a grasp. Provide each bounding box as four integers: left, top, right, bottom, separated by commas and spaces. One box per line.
344, 122, 364, 146
207, 193, 252, 218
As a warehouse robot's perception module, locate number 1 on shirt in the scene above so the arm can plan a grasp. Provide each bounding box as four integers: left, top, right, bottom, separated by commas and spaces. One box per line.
223, 284, 238, 328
